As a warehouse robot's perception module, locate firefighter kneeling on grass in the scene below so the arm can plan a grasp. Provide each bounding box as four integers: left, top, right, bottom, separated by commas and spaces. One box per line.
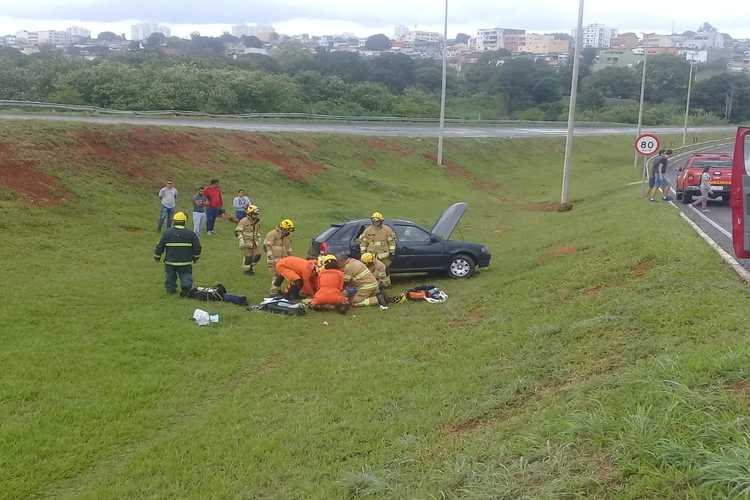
264, 218, 295, 294
235, 205, 261, 275
153, 211, 201, 296
311, 254, 350, 314
359, 211, 397, 273
342, 255, 388, 309
360, 252, 391, 289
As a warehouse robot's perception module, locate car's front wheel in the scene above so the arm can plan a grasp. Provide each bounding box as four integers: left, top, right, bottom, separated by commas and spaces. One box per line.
683, 191, 693, 204
448, 254, 476, 279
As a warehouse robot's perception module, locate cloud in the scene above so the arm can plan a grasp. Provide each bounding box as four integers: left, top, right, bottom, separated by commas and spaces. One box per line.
3, 0, 750, 37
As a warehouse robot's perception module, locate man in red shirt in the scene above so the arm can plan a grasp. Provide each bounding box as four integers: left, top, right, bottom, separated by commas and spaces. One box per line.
203, 179, 224, 235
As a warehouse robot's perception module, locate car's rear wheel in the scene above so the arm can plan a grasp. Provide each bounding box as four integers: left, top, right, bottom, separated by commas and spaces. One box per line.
683, 191, 693, 204
448, 254, 475, 279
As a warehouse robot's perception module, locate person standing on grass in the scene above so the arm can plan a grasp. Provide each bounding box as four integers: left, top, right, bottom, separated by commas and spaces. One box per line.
192, 186, 208, 236
157, 180, 178, 232
691, 166, 712, 213
648, 150, 673, 202
203, 179, 223, 235
233, 189, 252, 221
154, 211, 201, 296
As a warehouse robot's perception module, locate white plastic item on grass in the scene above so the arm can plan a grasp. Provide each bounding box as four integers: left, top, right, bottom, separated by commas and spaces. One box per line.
193, 308, 210, 326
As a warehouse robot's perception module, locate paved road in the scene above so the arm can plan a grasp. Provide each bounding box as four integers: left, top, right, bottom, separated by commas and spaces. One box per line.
659, 142, 744, 267
0, 113, 737, 139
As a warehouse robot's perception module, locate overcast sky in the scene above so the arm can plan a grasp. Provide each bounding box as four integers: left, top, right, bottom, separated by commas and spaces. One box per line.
2, 0, 749, 39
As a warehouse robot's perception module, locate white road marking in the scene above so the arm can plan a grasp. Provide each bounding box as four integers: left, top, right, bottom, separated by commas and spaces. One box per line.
687, 205, 732, 239
677, 212, 750, 284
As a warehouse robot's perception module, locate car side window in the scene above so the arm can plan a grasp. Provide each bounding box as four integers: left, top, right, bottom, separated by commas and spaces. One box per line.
394, 225, 431, 243
745, 134, 750, 175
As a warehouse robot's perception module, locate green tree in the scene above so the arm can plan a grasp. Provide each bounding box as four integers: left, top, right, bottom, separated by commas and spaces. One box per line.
455, 33, 471, 45
368, 53, 415, 92
271, 41, 314, 73
365, 34, 392, 51
241, 35, 263, 48
97, 32, 122, 42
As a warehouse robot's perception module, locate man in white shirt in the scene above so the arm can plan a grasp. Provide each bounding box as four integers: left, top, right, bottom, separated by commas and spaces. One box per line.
157, 180, 178, 232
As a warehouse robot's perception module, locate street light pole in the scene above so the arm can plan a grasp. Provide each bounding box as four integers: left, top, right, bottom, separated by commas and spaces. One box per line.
634, 38, 649, 168
436, 0, 449, 166
560, 0, 584, 208
682, 61, 694, 146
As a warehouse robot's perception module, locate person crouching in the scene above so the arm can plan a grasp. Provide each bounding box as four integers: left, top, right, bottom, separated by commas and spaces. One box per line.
311, 255, 350, 314
272, 256, 317, 300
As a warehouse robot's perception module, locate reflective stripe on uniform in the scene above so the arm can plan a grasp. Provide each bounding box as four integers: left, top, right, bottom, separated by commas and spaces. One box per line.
165, 261, 193, 266
165, 243, 193, 247
358, 282, 379, 291
353, 269, 371, 280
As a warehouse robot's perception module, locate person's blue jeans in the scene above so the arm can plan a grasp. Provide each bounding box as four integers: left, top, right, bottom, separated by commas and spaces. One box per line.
164, 264, 193, 294
158, 205, 174, 232
235, 210, 245, 221
206, 207, 220, 232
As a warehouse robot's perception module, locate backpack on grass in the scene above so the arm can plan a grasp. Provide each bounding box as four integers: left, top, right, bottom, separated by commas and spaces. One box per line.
187, 284, 227, 302
250, 296, 306, 316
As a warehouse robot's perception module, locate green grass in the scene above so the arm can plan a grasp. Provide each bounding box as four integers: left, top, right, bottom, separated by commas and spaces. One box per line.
1, 121, 749, 498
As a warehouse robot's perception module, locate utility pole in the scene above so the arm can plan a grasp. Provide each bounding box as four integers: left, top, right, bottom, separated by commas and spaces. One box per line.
560, 0, 584, 209
682, 61, 694, 146
436, 0, 449, 166
634, 37, 649, 168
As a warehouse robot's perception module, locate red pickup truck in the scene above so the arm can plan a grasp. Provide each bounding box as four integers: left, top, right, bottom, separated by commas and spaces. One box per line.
676, 153, 733, 204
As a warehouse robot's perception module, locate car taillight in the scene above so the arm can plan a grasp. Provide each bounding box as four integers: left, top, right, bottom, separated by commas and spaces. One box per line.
688, 175, 695, 182
319, 242, 329, 254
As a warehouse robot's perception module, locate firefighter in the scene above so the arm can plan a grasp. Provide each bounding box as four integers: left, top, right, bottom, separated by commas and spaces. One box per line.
359, 211, 397, 272
361, 252, 391, 289
264, 219, 295, 293
153, 211, 201, 296
273, 256, 317, 300
342, 256, 387, 308
311, 255, 349, 313
235, 205, 262, 275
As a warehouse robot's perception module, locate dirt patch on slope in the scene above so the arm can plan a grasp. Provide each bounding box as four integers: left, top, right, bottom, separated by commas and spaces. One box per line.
367, 138, 414, 157
422, 153, 501, 191
526, 201, 562, 212
0, 143, 69, 205
448, 304, 486, 328
68, 128, 216, 180
630, 259, 655, 279
538, 246, 577, 263
228, 134, 326, 181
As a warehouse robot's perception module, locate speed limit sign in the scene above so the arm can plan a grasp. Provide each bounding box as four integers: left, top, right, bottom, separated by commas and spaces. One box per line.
635, 134, 661, 156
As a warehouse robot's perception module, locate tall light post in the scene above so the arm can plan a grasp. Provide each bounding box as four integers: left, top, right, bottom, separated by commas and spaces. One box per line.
560, 0, 585, 208
436, 0, 449, 166
633, 36, 649, 168
682, 61, 694, 146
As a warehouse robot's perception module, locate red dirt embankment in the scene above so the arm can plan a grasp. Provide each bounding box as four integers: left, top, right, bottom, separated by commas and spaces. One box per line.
0, 143, 68, 205
0, 127, 331, 204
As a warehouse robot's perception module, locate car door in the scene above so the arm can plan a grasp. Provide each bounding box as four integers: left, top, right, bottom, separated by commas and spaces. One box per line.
731, 128, 750, 258
393, 224, 445, 271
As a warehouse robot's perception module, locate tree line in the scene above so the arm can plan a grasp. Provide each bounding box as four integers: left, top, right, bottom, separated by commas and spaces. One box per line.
0, 41, 747, 124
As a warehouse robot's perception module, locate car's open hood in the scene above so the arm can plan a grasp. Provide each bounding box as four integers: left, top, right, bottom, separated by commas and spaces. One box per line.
431, 202, 467, 240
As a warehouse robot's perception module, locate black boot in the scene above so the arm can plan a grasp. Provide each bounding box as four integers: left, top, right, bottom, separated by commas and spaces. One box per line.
285, 280, 303, 300
179, 287, 190, 297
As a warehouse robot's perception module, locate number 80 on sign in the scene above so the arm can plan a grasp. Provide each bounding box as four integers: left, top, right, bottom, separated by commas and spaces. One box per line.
635, 134, 661, 156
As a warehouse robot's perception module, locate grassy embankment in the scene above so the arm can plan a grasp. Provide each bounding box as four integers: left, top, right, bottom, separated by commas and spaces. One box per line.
2, 122, 749, 499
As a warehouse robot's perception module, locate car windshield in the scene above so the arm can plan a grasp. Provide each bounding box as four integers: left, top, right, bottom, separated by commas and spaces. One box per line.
693, 160, 732, 168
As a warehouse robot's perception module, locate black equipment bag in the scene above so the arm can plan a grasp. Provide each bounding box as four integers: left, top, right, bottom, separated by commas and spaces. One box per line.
187, 284, 227, 301
250, 297, 306, 316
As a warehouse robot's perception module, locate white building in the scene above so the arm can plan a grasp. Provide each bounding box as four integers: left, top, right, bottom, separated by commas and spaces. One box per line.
14, 30, 38, 44
405, 30, 442, 44
67, 26, 91, 42
131, 22, 170, 41
37, 30, 70, 45
394, 25, 410, 40
231, 24, 276, 42
574, 24, 618, 48
473, 28, 526, 52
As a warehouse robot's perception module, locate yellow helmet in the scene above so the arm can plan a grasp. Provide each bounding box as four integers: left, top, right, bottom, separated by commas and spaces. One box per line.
279, 219, 295, 231
317, 254, 337, 268
173, 211, 188, 224
360, 252, 375, 264
371, 211, 384, 221
245, 204, 260, 216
